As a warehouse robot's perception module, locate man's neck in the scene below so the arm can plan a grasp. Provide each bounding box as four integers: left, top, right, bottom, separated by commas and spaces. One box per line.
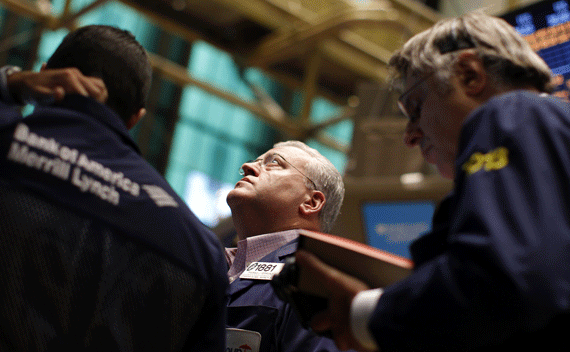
235, 223, 301, 241
231, 209, 321, 241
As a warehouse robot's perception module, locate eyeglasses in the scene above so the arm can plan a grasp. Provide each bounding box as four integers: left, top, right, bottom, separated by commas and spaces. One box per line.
397, 72, 434, 123
239, 153, 318, 190
397, 31, 476, 123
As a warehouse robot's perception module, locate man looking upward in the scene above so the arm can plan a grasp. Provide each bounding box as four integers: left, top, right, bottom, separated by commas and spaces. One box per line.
225, 140, 349, 352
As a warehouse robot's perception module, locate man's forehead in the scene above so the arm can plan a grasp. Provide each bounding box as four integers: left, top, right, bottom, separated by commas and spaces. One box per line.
393, 68, 423, 88
262, 146, 310, 164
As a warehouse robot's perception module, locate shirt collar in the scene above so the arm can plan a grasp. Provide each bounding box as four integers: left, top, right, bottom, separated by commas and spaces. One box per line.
226, 229, 300, 282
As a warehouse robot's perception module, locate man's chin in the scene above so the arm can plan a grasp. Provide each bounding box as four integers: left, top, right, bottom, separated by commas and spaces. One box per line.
226, 189, 249, 207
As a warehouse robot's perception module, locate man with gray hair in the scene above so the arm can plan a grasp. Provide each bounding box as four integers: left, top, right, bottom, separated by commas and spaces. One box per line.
296, 11, 570, 352
225, 140, 348, 352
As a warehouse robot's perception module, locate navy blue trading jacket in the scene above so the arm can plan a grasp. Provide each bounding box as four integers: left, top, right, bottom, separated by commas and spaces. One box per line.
0, 95, 228, 351
227, 238, 353, 352
369, 91, 570, 351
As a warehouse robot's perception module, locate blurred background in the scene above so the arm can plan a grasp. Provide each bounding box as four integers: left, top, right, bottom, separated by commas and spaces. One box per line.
1, 0, 567, 257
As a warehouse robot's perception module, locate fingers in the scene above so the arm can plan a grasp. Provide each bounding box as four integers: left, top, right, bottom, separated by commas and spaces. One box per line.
52, 86, 65, 102
61, 68, 108, 103
9, 68, 109, 105
55, 68, 91, 99
55, 69, 107, 103
84, 77, 108, 103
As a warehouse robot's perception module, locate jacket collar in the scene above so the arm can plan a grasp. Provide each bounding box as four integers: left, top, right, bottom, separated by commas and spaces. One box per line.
34, 95, 141, 154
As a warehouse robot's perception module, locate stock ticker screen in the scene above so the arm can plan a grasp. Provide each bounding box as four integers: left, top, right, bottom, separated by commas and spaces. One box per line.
502, 0, 570, 100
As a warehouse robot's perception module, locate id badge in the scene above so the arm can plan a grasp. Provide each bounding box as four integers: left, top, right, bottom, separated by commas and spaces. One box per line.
239, 262, 284, 281
226, 328, 261, 352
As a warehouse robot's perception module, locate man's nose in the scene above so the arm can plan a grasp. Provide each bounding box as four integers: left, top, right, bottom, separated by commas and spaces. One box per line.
239, 161, 260, 176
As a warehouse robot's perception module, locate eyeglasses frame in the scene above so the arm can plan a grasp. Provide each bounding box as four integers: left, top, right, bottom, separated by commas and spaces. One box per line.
397, 72, 435, 123
239, 153, 318, 190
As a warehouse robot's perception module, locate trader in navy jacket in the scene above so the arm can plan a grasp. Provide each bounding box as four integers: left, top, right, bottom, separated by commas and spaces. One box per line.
224, 140, 349, 352
0, 25, 227, 351
296, 12, 570, 352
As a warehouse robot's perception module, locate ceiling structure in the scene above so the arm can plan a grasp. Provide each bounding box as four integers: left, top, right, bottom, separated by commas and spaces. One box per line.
0, 0, 531, 240
0, 0, 528, 155
0, 0, 443, 152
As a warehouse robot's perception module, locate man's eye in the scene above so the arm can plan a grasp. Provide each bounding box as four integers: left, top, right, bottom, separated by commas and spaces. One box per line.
265, 157, 280, 167
409, 99, 423, 123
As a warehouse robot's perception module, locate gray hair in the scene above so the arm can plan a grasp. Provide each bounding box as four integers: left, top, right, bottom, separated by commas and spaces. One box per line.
389, 11, 553, 93
273, 140, 345, 233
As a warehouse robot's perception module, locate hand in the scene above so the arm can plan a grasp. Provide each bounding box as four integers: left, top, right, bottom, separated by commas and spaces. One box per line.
295, 250, 375, 351
7, 67, 108, 104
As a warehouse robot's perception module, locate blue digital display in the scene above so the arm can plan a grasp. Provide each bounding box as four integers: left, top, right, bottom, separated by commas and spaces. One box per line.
502, 0, 570, 101
362, 202, 436, 258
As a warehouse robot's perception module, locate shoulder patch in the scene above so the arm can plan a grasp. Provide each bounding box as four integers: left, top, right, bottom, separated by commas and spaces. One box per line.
462, 146, 509, 176
141, 184, 179, 207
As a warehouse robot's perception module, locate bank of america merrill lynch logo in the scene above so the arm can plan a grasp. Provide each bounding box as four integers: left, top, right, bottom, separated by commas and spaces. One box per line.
227, 344, 252, 352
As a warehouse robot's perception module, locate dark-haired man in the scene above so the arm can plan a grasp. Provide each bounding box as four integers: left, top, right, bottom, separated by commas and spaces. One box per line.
0, 25, 227, 351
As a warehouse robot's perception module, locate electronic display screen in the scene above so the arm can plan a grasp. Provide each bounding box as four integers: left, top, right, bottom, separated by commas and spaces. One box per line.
502, 0, 570, 100
362, 201, 436, 258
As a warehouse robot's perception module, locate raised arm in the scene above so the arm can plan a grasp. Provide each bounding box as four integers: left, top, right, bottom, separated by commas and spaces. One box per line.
1, 66, 107, 105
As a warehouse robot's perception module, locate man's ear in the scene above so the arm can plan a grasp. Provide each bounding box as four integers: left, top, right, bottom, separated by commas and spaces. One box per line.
454, 52, 487, 96
126, 108, 146, 129
300, 190, 326, 217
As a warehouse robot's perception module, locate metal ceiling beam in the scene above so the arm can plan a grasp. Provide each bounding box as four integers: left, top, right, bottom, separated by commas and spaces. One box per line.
319, 40, 389, 82
51, 0, 351, 149
58, 0, 110, 28
310, 106, 355, 131
248, 7, 403, 67
299, 50, 321, 125
0, 0, 113, 30
115, 0, 202, 43
149, 52, 350, 152
148, 52, 300, 137
206, 0, 299, 28
389, 0, 441, 23
238, 0, 440, 81
0, 0, 351, 152
0, 0, 53, 23
0, 0, 437, 154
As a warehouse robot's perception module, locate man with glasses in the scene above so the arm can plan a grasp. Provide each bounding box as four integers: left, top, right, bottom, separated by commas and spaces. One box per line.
224, 140, 348, 352
295, 11, 570, 352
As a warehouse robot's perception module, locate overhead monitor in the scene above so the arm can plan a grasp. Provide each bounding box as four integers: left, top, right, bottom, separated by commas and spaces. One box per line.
361, 201, 436, 258
331, 175, 452, 259
336, 115, 453, 259
501, 0, 570, 100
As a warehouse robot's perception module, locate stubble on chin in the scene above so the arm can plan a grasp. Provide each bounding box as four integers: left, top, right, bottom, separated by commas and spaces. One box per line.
226, 186, 253, 208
